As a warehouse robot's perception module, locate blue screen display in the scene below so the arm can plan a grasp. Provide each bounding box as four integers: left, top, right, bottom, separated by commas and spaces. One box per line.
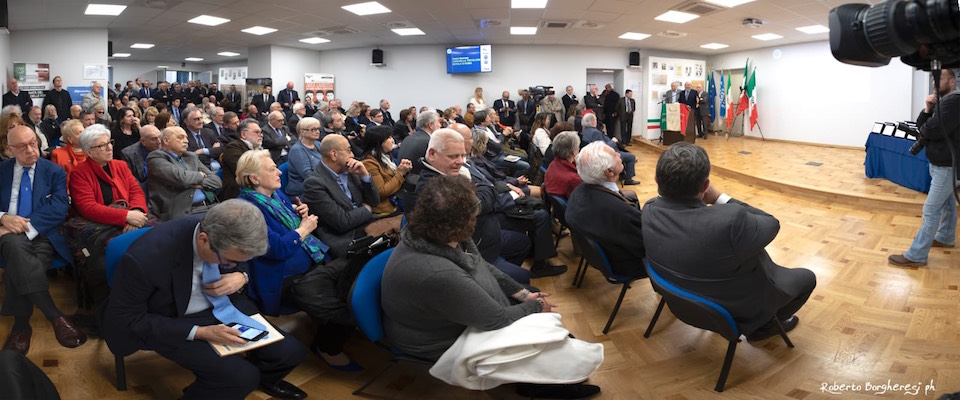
446, 45, 492, 74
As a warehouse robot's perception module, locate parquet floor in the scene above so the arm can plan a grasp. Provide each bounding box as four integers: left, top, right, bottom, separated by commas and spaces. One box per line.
2, 138, 959, 399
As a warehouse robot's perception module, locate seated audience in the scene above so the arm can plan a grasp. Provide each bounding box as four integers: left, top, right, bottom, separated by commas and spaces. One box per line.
142, 106, 159, 127
565, 142, 645, 276
397, 110, 441, 175
540, 121, 574, 169
262, 111, 297, 164
392, 108, 415, 144
110, 107, 140, 160
580, 113, 639, 186
472, 110, 529, 177
67, 124, 149, 306
642, 143, 817, 341
543, 131, 582, 200
49, 119, 87, 187
102, 200, 307, 400
24, 106, 49, 155
234, 150, 361, 371
463, 103, 476, 128
155, 110, 177, 129
39, 105, 61, 147
360, 126, 412, 216
0, 125, 85, 355
365, 109, 385, 128
530, 112, 553, 157
382, 175, 602, 399
147, 127, 222, 221
182, 107, 222, 171
120, 124, 161, 194
218, 111, 241, 145
302, 134, 379, 258
0, 112, 24, 160
285, 117, 323, 198
468, 129, 541, 199
219, 119, 265, 201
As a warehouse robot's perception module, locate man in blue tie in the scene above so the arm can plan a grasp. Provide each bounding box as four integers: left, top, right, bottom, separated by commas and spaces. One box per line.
102, 200, 307, 399
0, 126, 84, 355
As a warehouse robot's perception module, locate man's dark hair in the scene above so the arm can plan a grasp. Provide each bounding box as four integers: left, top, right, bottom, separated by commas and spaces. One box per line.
407, 175, 478, 244
655, 142, 711, 199
223, 111, 238, 124
368, 109, 382, 118
473, 110, 487, 124
625, 89, 632, 94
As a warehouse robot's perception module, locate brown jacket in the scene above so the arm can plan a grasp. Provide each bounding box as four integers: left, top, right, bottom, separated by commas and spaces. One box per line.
362, 155, 404, 214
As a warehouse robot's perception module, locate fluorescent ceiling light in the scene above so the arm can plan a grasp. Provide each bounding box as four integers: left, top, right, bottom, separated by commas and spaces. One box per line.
130, 43, 154, 49
752, 33, 783, 41
511, 26, 537, 35
392, 28, 425, 36
796, 24, 829, 34
242, 26, 277, 35
341, 1, 391, 16
218, 52, 240, 57
184, 57, 204, 62
654, 11, 699, 24
156, 66, 169, 69
618, 32, 650, 41
84, 4, 126, 16
703, 0, 755, 7
511, 0, 548, 8
188, 15, 230, 26
111, 53, 131, 58
300, 37, 331, 44
601, 70, 614, 73
700, 42, 729, 50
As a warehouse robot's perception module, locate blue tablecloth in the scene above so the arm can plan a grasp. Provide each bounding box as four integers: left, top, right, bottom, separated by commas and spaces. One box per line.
864, 133, 931, 193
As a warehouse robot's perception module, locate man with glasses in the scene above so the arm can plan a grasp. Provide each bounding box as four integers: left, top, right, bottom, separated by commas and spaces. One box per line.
183, 108, 222, 171
0, 125, 85, 355
219, 119, 264, 201
103, 200, 307, 399
121, 125, 162, 194
261, 111, 295, 164
147, 126, 222, 222
302, 134, 379, 258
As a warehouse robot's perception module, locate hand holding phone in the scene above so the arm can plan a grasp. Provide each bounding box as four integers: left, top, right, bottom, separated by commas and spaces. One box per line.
227, 322, 268, 341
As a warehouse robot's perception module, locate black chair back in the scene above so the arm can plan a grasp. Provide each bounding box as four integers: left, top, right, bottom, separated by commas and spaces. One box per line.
645, 259, 740, 341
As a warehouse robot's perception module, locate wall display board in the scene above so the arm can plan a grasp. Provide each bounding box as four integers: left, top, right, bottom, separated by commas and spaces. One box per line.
304, 73, 335, 103
647, 57, 705, 134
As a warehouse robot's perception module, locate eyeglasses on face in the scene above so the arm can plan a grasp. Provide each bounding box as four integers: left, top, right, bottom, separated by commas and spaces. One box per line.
91, 139, 115, 151
9, 140, 38, 152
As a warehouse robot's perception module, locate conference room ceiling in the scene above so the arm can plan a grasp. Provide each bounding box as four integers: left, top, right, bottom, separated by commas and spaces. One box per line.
9, 0, 855, 63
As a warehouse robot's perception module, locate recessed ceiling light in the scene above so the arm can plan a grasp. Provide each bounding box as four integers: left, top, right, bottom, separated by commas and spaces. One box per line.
703, 0, 755, 7
700, 42, 730, 50
392, 28, 425, 36
511, 26, 537, 35
752, 33, 783, 41
188, 15, 230, 26
130, 43, 154, 49
184, 57, 204, 62
112, 53, 131, 58
241, 26, 277, 35
157, 66, 170, 69
341, 1, 391, 16
619, 32, 651, 41
218, 52, 240, 57
654, 11, 699, 24
511, 0, 548, 8
796, 24, 829, 34
84, 4, 126, 16
300, 37, 331, 44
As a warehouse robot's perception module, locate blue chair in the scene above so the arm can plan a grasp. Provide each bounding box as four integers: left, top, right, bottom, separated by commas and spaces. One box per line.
348, 248, 433, 396
278, 162, 289, 192
643, 259, 794, 392
568, 230, 647, 334
104, 227, 152, 391
215, 168, 223, 180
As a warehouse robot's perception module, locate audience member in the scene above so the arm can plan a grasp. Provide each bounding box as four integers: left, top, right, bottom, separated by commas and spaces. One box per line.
494, 90, 516, 127
540, 90, 564, 125
120, 124, 161, 194
0, 112, 24, 160
24, 106, 49, 155
68, 104, 82, 121
543, 131, 582, 200
39, 105, 61, 148
219, 119, 264, 201
540, 121, 574, 169
277, 81, 299, 116
3, 78, 33, 112
392, 108, 415, 143
285, 117, 323, 198
378, 99, 394, 126
561, 85, 579, 120
262, 111, 296, 163
473, 110, 529, 177
142, 106, 159, 127
49, 120, 86, 187
530, 112, 553, 157
616, 89, 636, 145
81, 81, 102, 112
397, 109, 441, 175
287, 103, 306, 133
251, 85, 276, 120
580, 113, 639, 186
360, 126, 411, 216
42, 76, 71, 122
147, 127, 221, 221
110, 107, 140, 159
182, 107, 222, 171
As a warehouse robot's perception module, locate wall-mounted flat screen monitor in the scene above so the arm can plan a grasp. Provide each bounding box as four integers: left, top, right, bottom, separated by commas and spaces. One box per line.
446, 45, 492, 74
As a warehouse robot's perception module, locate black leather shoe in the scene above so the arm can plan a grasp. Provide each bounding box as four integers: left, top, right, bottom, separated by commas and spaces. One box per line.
260, 380, 307, 400
747, 315, 799, 342
3, 327, 32, 355
623, 179, 641, 186
531, 262, 567, 278
516, 383, 601, 399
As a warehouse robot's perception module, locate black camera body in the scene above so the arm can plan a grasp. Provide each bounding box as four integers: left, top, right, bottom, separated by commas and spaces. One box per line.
899, 121, 928, 155
527, 85, 553, 104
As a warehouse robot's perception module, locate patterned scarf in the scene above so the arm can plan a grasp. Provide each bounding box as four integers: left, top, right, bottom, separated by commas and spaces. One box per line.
239, 188, 328, 263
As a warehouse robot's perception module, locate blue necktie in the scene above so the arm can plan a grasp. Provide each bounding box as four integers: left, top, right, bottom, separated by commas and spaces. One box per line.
16, 167, 31, 217
202, 262, 266, 331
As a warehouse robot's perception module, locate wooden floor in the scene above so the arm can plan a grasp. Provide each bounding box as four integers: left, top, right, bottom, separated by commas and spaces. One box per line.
3, 138, 959, 399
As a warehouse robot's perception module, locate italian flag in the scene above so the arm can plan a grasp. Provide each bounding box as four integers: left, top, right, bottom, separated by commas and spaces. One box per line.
747, 67, 758, 130
725, 70, 734, 130
735, 58, 750, 116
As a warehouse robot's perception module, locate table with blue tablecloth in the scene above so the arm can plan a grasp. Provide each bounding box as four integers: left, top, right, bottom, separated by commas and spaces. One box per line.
864, 133, 930, 193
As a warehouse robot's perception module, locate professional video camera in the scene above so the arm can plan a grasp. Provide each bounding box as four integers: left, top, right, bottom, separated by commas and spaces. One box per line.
526, 85, 554, 104
897, 121, 928, 154
828, 0, 960, 70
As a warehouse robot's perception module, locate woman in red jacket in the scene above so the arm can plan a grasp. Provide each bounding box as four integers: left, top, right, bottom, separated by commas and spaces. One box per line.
67, 123, 149, 306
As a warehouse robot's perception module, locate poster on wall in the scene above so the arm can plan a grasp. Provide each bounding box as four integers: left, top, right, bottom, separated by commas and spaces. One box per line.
13, 63, 51, 100
304, 73, 335, 103
83, 64, 108, 80
219, 67, 248, 107
647, 56, 706, 135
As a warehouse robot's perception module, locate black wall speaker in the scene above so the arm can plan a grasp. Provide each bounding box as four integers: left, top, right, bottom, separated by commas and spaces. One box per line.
108, 41, 113, 57
0, 0, 8, 29
629, 51, 640, 66
372, 49, 384, 65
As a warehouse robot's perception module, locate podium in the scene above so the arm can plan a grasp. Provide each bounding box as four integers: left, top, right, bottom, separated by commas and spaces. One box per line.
661, 103, 696, 146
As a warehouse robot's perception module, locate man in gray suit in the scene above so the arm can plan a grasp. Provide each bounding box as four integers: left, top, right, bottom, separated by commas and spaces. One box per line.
261, 110, 296, 163
662, 81, 681, 104
302, 134, 379, 258
147, 126, 222, 221
641, 143, 816, 341
120, 125, 162, 194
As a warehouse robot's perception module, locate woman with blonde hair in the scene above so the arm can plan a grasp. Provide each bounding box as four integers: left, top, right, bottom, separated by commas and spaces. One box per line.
142, 106, 159, 126
0, 112, 25, 160
468, 87, 486, 111
50, 119, 87, 186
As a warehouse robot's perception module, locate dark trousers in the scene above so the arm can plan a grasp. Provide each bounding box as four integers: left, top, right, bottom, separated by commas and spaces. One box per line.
769, 265, 818, 321
498, 209, 556, 262
156, 323, 305, 400
0, 235, 55, 318
284, 264, 356, 355
500, 230, 531, 266
695, 112, 706, 137
0, 350, 60, 400
619, 116, 633, 144
604, 116, 617, 139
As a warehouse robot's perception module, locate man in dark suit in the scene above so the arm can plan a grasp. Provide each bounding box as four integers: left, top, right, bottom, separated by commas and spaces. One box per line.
601, 84, 620, 138
148, 127, 222, 221
378, 99, 395, 126
3, 78, 33, 112
517, 90, 537, 133
102, 201, 307, 399
276, 81, 299, 118
223, 85, 242, 114
182, 108, 223, 171
679, 82, 698, 110
397, 110, 441, 175
204, 106, 226, 137
121, 125, 162, 194
696, 84, 709, 139
561, 85, 578, 120
642, 143, 816, 341
302, 134, 379, 258
580, 113, 639, 186
219, 119, 263, 201
251, 85, 276, 120
287, 103, 306, 133
0, 126, 84, 354
137, 80, 154, 100
565, 141, 645, 277
207, 83, 224, 105
261, 111, 296, 164
616, 89, 636, 145
42, 76, 71, 123
154, 81, 173, 106
493, 91, 516, 127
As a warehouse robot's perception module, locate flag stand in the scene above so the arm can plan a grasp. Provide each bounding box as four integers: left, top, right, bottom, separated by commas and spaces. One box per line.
723, 109, 765, 141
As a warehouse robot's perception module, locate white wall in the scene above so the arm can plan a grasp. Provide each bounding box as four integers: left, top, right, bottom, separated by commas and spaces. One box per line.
109, 60, 210, 85
707, 41, 915, 147
0, 33, 10, 92
247, 46, 271, 80
10, 29, 108, 102
270, 46, 321, 95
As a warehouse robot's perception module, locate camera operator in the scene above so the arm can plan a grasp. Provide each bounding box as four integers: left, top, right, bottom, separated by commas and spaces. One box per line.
889, 68, 959, 267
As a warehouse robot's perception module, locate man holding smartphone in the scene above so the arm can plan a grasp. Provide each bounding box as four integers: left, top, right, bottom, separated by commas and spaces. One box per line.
102, 200, 307, 400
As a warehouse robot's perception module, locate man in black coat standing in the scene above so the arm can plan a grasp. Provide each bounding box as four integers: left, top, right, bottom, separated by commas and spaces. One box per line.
601, 84, 620, 139
42, 76, 71, 123
561, 85, 578, 120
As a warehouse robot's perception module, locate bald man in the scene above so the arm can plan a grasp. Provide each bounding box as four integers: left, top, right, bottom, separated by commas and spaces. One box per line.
262, 110, 296, 163
277, 81, 299, 116
302, 134, 379, 258
121, 124, 163, 193
3, 78, 33, 112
